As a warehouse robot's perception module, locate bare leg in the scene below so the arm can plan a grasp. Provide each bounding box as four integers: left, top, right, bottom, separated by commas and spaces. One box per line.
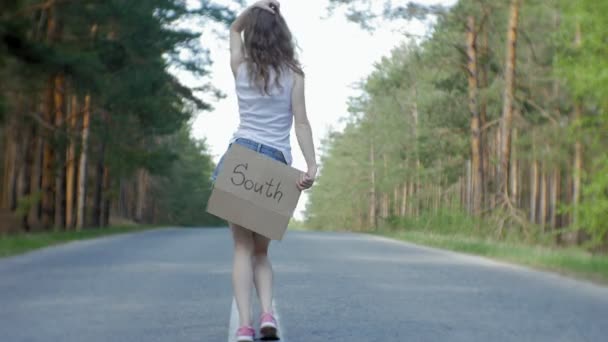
230, 223, 255, 327
253, 233, 273, 314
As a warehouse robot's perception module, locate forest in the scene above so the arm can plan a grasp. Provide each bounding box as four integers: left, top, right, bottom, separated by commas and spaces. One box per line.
1, 0, 606, 254
0, 0, 236, 232
307, 0, 608, 251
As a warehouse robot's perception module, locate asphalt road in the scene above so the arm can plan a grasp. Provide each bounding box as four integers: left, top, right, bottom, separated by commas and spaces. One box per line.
1, 228, 607, 342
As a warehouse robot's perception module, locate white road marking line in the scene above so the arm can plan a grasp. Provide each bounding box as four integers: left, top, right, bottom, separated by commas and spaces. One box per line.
272, 299, 286, 342
228, 298, 239, 342
228, 297, 286, 342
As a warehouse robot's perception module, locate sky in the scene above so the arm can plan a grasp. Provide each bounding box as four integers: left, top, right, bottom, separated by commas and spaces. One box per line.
186, 0, 456, 219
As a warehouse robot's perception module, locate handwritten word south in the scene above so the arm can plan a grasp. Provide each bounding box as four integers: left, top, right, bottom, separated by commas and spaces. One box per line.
231, 163, 284, 203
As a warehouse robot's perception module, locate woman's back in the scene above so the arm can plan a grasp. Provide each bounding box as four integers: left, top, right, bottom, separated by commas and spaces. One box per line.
231, 63, 294, 164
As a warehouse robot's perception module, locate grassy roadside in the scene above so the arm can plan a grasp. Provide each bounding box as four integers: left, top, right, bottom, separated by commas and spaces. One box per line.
372, 229, 608, 285
0, 225, 163, 258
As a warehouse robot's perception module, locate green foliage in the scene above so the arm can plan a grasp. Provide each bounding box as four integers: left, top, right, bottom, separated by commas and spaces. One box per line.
311, 0, 608, 251
327, 0, 449, 31
376, 228, 608, 283
578, 155, 608, 248
0, 96, 5, 123
306, 35, 475, 230
0, 225, 161, 258
386, 209, 484, 234
15, 191, 42, 219
557, 0, 608, 247
153, 127, 223, 227
556, 0, 608, 105
0, 1, 239, 227
306, 123, 371, 231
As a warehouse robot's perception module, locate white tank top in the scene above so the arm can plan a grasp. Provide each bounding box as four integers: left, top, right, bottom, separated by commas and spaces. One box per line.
230, 63, 294, 165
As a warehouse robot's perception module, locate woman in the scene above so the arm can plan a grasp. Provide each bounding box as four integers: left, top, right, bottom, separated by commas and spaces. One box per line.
210, 1, 317, 341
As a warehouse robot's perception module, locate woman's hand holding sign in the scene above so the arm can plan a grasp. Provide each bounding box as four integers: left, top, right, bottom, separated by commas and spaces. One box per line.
297, 165, 317, 191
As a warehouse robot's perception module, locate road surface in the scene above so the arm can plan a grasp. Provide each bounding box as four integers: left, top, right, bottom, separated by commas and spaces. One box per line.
1, 228, 607, 341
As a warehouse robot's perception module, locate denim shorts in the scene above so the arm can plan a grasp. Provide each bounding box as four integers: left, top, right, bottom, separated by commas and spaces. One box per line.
210, 138, 288, 184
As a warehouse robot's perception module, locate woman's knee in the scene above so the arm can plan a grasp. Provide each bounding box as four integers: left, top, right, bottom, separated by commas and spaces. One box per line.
253, 234, 271, 257
253, 247, 268, 257
235, 241, 255, 256
231, 223, 254, 253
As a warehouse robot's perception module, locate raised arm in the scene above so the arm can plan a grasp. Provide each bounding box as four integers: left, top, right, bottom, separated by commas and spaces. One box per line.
292, 73, 317, 191
230, 1, 280, 78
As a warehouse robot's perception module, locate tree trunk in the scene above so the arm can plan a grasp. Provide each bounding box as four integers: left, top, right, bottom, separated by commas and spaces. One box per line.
381, 154, 389, 220
53, 74, 66, 230
460, 176, 466, 211
41, 77, 55, 230
490, 129, 500, 209
539, 166, 548, 229
393, 185, 399, 218
530, 161, 539, 224
467, 16, 484, 216
480, 13, 491, 211
27, 128, 43, 230
16, 124, 32, 217
1, 125, 18, 211
76, 94, 91, 230
572, 103, 583, 233
65, 95, 78, 229
434, 183, 441, 214
381, 192, 389, 220
517, 157, 524, 208
135, 168, 148, 223
564, 177, 573, 228
550, 168, 560, 229
570, 22, 583, 242
117, 179, 125, 219
5, 142, 17, 211
410, 179, 417, 217
368, 141, 377, 228
510, 128, 519, 206
412, 90, 420, 218
17, 123, 35, 232
401, 182, 407, 217
465, 160, 472, 214
92, 141, 106, 227
101, 166, 111, 227
118, 178, 129, 219
498, 0, 522, 200
40, 2, 63, 230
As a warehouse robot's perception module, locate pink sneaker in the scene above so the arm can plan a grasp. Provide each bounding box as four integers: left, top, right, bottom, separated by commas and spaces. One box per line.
259, 312, 279, 340
236, 326, 255, 342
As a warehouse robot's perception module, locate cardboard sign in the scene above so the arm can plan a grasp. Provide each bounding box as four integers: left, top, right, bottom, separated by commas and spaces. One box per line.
206, 144, 302, 240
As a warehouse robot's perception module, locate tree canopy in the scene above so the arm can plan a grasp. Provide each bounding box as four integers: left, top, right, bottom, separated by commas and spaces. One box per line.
308, 0, 608, 249
0, 0, 237, 231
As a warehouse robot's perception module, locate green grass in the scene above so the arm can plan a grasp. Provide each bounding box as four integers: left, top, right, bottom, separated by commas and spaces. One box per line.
373, 229, 608, 284
288, 218, 312, 231
0, 225, 162, 258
